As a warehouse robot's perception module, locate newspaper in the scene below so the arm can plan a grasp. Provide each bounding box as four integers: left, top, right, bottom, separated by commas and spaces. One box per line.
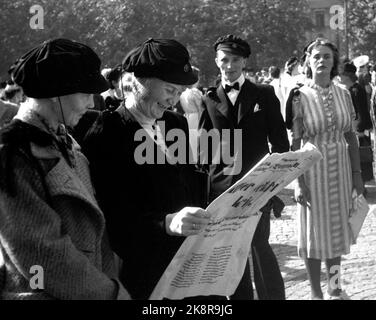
150, 142, 322, 300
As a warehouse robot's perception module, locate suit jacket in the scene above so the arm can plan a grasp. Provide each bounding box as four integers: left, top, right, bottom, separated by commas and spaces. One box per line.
349, 82, 373, 132
199, 79, 289, 200
0, 120, 129, 300
82, 107, 203, 299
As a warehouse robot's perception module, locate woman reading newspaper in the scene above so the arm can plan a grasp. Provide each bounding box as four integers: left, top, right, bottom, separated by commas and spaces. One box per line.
82, 38, 210, 299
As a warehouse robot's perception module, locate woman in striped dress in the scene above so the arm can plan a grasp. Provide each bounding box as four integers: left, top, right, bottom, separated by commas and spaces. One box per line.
291, 38, 364, 300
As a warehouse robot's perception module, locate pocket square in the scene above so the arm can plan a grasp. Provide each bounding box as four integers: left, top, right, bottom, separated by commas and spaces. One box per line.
253, 103, 261, 113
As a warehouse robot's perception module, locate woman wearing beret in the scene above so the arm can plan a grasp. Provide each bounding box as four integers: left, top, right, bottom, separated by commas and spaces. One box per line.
291, 38, 363, 300
82, 38, 210, 299
0, 38, 130, 300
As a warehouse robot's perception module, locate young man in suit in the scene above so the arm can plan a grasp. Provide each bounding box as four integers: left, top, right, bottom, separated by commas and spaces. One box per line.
199, 34, 289, 300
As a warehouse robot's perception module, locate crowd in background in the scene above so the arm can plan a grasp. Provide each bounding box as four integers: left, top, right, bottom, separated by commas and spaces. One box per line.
1, 34, 376, 301
3, 50, 376, 146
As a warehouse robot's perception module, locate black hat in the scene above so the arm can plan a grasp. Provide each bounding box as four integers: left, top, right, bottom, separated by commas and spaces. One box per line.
343, 62, 357, 74
214, 34, 251, 58
9, 38, 109, 99
122, 38, 197, 85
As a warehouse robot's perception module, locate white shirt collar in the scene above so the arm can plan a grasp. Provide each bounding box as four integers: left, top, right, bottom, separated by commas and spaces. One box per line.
221, 74, 245, 89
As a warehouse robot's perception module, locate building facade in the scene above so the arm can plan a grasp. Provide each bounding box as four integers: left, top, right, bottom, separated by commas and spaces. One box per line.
307, 0, 348, 58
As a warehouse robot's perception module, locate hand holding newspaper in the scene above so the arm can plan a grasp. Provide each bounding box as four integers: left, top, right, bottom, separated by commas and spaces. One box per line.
150, 142, 322, 299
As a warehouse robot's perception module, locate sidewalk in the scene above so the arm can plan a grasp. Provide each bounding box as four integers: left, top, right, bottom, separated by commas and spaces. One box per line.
268, 181, 376, 300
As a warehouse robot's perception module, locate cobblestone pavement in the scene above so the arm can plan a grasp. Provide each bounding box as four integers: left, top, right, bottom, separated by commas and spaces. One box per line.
266, 181, 376, 300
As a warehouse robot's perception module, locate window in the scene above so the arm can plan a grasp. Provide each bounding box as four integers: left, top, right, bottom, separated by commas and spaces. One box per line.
315, 11, 325, 28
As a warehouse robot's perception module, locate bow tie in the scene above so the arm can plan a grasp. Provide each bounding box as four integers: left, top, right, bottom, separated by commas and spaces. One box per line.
224, 82, 240, 93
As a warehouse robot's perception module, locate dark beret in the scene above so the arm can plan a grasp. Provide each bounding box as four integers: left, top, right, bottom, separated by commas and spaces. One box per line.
8, 38, 109, 99
122, 38, 198, 85
343, 62, 357, 74
213, 34, 251, 58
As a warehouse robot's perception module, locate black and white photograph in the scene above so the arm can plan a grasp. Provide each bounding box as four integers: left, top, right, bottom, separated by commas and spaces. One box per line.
0, 0, 375, 307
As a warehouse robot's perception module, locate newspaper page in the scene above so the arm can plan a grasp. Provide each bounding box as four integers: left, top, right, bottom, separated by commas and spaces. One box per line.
150, 142, 322, 300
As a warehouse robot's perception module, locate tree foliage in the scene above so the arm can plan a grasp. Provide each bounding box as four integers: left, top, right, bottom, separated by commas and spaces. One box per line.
0, 0, 328, 86
348, 0, 376, 59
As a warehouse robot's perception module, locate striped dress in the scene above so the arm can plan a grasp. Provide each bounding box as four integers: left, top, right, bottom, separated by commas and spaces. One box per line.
292, 81, 355, 259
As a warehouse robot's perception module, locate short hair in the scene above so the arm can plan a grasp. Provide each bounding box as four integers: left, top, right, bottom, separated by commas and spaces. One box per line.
304, 38, 339, 80
343, 72, 358, 82
269, 66, 280, 79
243, 67, 254, 73
285, 56, 299, 75
106, 65, 123, 89
341, 63, 358, 82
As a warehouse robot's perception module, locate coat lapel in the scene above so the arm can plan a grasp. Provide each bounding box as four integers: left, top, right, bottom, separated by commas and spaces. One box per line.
237, 80, 259, 124
44, 157, 103, 217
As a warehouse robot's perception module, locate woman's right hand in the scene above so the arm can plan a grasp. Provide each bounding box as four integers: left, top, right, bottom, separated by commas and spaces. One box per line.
165, 207, 210, 237
294, 181, 310, 205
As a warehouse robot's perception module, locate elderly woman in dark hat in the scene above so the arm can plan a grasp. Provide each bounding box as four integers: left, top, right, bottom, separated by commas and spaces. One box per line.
82, 38, 210, 299
0, 38, 130, 300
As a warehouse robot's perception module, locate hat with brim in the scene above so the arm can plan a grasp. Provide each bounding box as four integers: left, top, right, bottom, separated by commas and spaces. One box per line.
353, 55, 369, 69
9, 38, 109, 99
122, 38, 198, 86
214, 35, 251, 58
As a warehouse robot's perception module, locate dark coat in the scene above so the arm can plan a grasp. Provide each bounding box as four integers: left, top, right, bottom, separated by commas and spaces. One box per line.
349, 82, 373, 133
0, 119, 129, 300
82, 107, 205, 299
199, 79, 290, 200
198, 79, 289, 300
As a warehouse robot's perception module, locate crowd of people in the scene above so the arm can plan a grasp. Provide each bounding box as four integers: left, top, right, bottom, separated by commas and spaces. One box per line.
0, 34, 375, 300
